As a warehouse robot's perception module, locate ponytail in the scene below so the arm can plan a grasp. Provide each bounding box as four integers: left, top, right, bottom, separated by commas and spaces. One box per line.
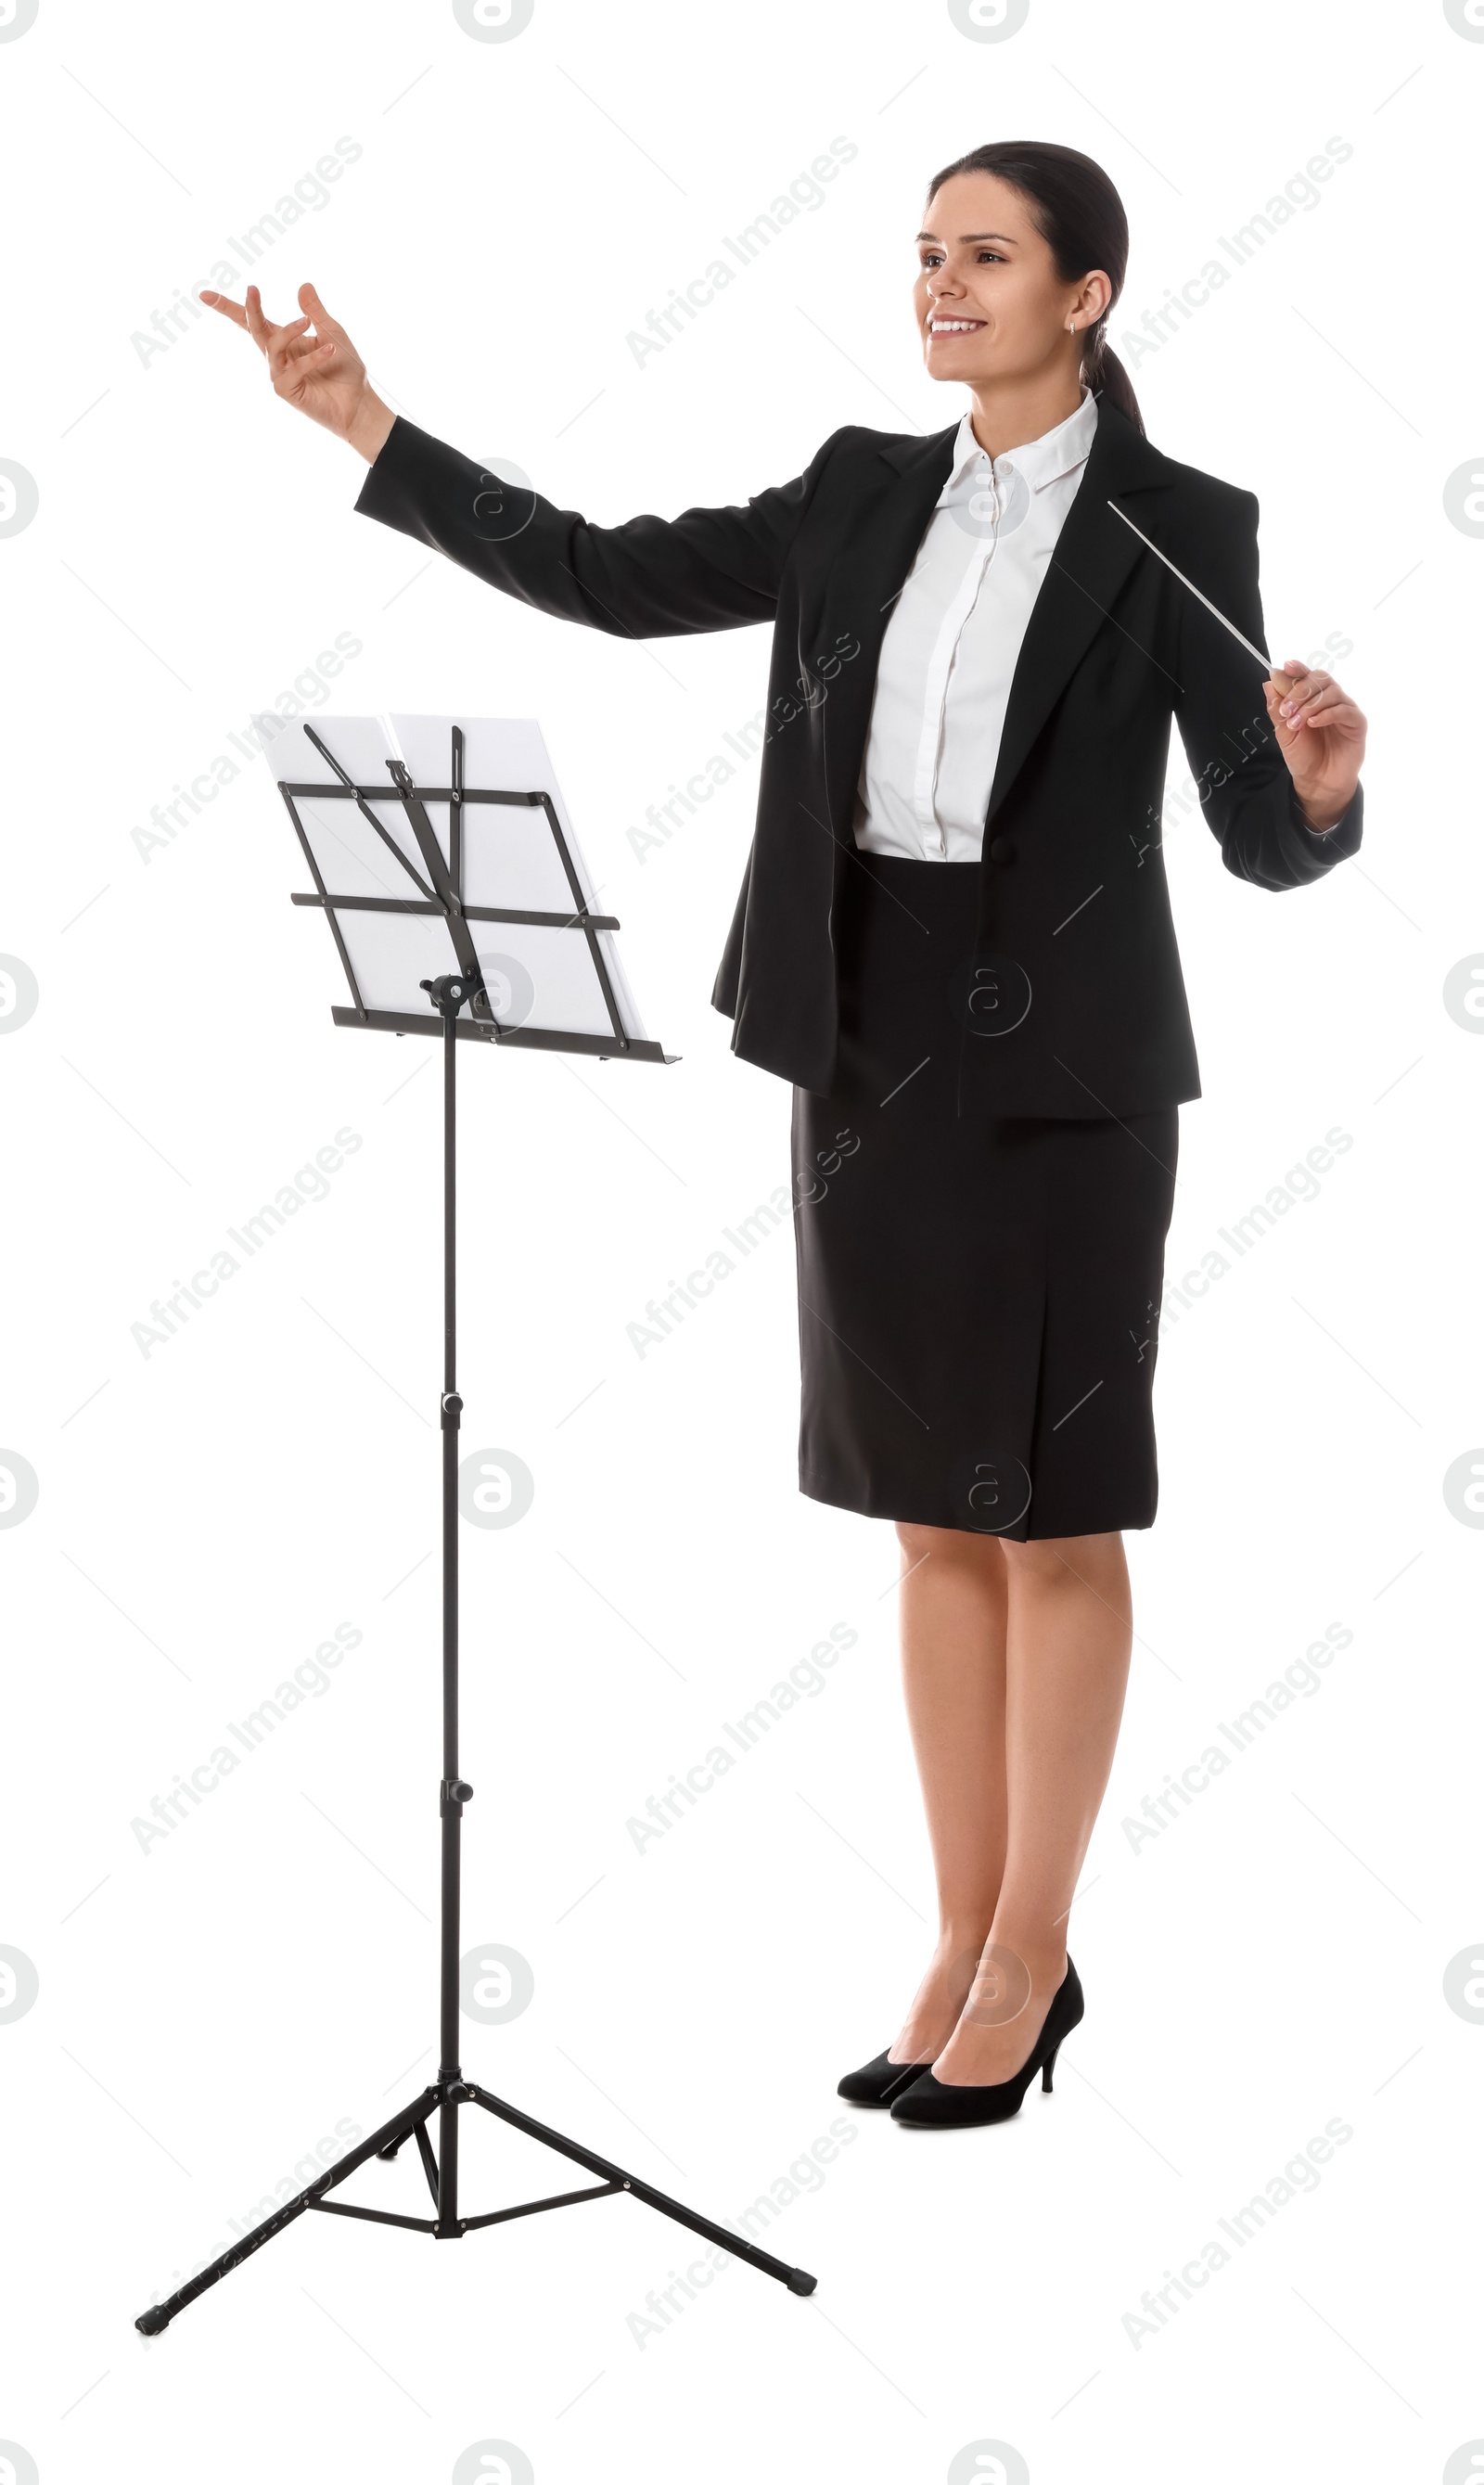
1083, 339, 1145, 438
925, 140, 1145, 437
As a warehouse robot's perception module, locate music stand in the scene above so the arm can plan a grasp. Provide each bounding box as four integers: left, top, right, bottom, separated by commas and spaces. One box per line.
134, 715, 817, 2334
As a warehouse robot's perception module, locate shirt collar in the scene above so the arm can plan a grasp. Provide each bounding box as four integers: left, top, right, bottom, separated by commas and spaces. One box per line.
939, 387, 1098, 502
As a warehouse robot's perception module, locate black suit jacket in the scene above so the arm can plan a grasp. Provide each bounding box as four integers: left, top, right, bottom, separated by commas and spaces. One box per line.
353, 399, 1362, 1108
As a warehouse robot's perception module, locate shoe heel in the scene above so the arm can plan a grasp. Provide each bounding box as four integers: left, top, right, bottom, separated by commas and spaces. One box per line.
1042, 2043, 1060, 2094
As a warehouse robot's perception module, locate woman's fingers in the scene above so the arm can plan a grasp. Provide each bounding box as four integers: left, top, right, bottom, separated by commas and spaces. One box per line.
199, 288, 250, 329
245, 284, 300, 365
1275, 663, 1366, 729
200, 279, 350, 372
1286, 688, 1362, 734
1286, 682, 1357, 731
297, 279, 348, 341
266, 320, 319, 380
200, 285, 311, 364
1277, 665, 1327, 711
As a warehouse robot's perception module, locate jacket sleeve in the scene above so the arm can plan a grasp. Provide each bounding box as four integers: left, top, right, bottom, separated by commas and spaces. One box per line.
352, 415, 838, 640
1171, 483, 1362, 889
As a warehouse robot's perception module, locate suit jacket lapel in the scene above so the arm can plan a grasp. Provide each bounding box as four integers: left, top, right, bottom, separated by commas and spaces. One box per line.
981, 401, 1176, 828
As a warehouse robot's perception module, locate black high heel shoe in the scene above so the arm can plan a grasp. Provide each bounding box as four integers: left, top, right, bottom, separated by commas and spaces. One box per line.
889, 1958, 1084, 2129
837, 2049, 937, 2107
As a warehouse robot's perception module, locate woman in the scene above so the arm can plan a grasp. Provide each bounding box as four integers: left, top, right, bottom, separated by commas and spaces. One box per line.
204, 140, 1365, 2131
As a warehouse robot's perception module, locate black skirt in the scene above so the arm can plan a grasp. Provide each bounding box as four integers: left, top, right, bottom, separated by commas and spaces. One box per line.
790, 851, 1179, 1540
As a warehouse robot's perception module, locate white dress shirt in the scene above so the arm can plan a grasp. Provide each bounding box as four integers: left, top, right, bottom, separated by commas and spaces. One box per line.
852, 389, 1099, 863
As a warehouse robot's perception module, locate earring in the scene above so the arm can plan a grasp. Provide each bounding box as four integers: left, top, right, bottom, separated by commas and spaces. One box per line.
1068, 320, 1077, 336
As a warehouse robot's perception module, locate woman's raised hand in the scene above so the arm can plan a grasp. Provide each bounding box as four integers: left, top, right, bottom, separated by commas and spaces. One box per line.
199, 280, 396, 464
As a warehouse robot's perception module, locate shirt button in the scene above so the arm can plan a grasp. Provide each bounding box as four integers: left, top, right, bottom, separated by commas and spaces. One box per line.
988, 836, 1016, 864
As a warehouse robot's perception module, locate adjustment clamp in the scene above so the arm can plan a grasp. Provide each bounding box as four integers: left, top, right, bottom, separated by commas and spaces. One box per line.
441, 1778, 474, 1816
418, 971, 486, 1021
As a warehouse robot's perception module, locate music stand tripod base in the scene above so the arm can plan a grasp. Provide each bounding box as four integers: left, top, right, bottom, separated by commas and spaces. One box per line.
135, 2070, 815, 2333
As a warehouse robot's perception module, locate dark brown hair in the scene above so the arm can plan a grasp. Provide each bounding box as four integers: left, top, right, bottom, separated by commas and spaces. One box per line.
924, 139, 1144, 436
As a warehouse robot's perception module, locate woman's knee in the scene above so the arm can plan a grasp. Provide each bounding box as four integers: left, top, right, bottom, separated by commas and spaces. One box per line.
896, 1518, 1004, 1569
1001, 1530, 1125, 1588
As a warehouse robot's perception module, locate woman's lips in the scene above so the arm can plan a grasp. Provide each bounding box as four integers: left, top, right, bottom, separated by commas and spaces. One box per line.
928, 317, 986, 336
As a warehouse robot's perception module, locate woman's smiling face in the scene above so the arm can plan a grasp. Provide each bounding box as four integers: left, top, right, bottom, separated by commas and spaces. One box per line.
914, 171, 1110, 389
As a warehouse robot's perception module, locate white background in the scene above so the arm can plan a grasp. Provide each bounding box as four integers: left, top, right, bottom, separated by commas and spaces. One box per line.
2, 1, 1480, 2479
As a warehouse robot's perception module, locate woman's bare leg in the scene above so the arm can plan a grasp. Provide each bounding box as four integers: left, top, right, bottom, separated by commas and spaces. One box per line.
930, 1530, 1132, 2085
888, 1520, 1011, 2063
